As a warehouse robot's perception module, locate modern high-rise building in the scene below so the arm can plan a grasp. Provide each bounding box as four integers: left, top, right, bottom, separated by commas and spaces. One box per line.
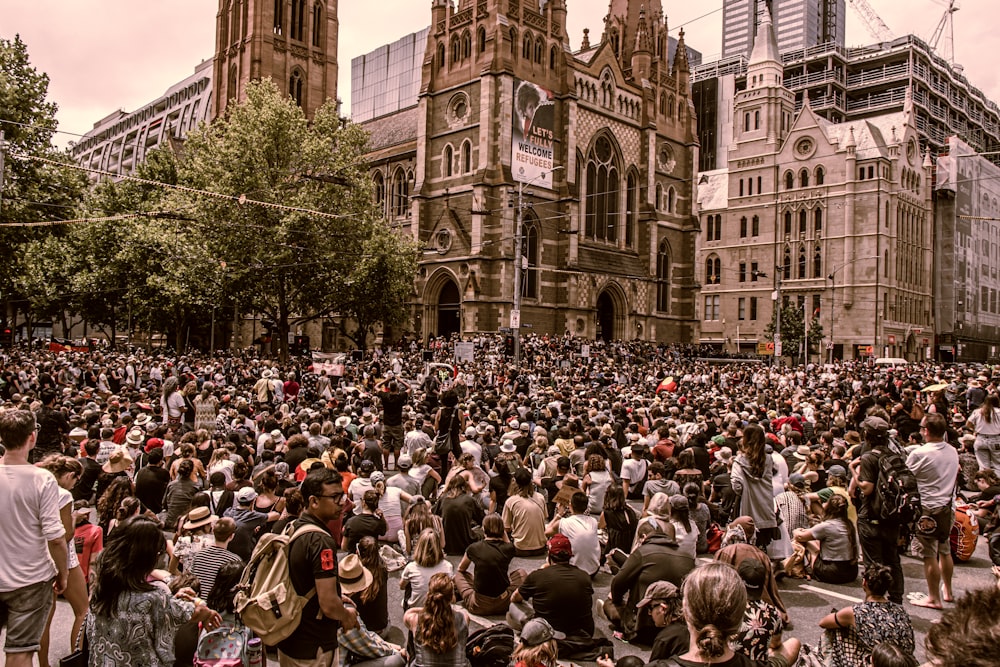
350, 28, 428, 123
723, 0, 845, 59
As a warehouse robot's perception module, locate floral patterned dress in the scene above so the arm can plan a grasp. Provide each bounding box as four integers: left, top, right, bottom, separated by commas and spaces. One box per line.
86, 580, 195, 666
820, 600, 915, 667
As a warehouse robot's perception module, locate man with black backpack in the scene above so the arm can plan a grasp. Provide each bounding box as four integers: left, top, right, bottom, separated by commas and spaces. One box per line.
853, 416, 908, 604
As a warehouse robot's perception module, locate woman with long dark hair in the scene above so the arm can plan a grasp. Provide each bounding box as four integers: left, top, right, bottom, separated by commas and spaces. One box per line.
438, 474, 484, 556
433, 389, 465, 481
97, 476, 135, 537
403, 572, 469, 667
352, 536, 391, 636
730, 424, 777, 549
87, 515, 222, 666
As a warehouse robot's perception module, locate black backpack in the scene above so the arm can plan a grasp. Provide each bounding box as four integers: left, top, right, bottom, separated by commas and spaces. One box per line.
466, 623, 515, 667
875, 447, 922, 525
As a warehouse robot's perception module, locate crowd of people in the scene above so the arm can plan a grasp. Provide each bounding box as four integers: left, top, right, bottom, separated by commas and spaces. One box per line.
1, 333, 999, 667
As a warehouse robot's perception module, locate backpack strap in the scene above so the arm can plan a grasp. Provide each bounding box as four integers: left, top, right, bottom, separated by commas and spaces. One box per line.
284, 523, 333, 609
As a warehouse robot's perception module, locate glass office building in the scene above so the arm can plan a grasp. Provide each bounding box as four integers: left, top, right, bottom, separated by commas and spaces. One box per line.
351, 27, 429, 122
722, 0, 844, 59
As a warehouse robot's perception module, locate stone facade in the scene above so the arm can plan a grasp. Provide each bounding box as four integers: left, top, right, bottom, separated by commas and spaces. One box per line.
695, 9, 935, 362
212, 0, 339, 120
362, 0, 700, 343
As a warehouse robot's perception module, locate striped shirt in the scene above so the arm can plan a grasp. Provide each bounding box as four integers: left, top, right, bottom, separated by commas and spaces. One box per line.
189, 544, 243, 597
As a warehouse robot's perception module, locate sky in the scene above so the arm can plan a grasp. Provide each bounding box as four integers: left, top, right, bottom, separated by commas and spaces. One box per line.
2, 0, 995, 148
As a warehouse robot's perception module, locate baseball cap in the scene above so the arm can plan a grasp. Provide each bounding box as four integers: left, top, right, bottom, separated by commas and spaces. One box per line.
370, 471, 386, 485
827, 464, 848, 479
519, 618, 565, 646
737, 558, 767, 594
397, 455, 413, 469
862, 415, 889, 432
547, 534, 573, 559
236, 487, 258, 504
636, 580, 680, 607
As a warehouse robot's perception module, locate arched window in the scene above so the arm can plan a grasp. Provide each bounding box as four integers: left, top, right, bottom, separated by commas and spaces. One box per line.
391, 169, 410, 218
667, 186, 675, 214
658, 93, 666, 116
535, 37, 544, 64
443, 145, 454, 177
478, 27, 486, 53
799, 209, 807, 235
522, 32, 532, 60
291, 0, 305, 40
782, 247, 791, 280
800, 169, 809, 187
667, 95, 675, 118
461, 141, 472, 173
884, 249, 889, 277
705, 256, 721, 285
744, 113, 751, 132
655, 183, 663, 211
814, 207, 822, 233
437, 43, 445, 69
584, 133, 620, 242
273, 0, 284, 34
451, 37, 460, 63
289, 70, 304, 106
783, 211, 792, 236
798, 245, 807, 279
815, 166, 825, 185
549, 45, 558, 69
222, 1, 231, 46
752, 215, 760, 236
522, 220, 540, 299
609, 28, 620, 57
754, 110, 760, 129
626, 172, 637, 247
656, 241, 671, 312
814, 245, 822, 278
509, 28, 517, 58
372, 172, 385, 215
227, 64, 238, 103
312, 2, 322, 47
462, 31, 472, 59
785, 171, 794, 189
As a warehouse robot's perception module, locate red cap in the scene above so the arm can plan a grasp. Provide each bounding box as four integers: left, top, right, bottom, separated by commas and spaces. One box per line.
144, 438, 164, 453
547, 534, 573, 559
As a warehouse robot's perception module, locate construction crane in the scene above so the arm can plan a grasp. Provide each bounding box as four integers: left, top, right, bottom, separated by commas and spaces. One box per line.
928, 0, 959, 64
848, 0, 895, 43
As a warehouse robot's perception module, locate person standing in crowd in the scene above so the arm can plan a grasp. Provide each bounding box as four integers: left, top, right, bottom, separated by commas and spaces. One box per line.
966, 392, 1000, 474
277, 467, 358, 666
0, 410, 68, 667
731, 424, 777, 549
376, 376, 410, 471
32, 389, 70, 463
907, 413, 960, 610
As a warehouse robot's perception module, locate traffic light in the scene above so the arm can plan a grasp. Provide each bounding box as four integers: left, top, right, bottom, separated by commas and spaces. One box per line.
504, 335, 515, 357
0, 327, 12, 347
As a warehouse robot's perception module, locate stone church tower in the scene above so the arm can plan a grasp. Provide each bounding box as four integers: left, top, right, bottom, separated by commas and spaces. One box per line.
396, 0, 699, 342
212, 0, 339, 120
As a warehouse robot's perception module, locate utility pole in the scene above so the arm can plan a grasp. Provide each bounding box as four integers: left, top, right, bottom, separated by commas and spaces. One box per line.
0, 130, 5, 209
773, 267, 783, 363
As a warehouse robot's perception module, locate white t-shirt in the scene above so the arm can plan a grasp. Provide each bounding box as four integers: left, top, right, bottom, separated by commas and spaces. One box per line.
906, 441, 960, 510
560, 513, 600, 576
400, 559, 453, 607
967, 409, 1000, 437
620, 458, 648, 487
0, 464, 64, 591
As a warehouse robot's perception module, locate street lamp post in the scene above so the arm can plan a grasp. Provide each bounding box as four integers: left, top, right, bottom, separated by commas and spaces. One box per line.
826, 255, 877, 363
513, 166, 563, 367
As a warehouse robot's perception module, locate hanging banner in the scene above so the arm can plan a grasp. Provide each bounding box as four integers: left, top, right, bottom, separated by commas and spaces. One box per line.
512, 78, 556, 188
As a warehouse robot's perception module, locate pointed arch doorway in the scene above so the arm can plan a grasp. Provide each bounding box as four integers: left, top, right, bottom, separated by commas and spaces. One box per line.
595, 289, 621, 341
435, 279, 461, 339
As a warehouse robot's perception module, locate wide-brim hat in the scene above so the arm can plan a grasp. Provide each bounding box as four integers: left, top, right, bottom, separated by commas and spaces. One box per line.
102, 446, 134, 474
338, 554, 374, 594
126, 428, 145, 446
183, 506, 218, 531
135, 414, 152, 427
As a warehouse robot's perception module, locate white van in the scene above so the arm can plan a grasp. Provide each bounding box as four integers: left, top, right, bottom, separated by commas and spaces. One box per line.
874, 357, 908, 368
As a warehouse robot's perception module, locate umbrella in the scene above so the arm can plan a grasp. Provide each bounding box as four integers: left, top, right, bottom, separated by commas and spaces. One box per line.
656, 376, 677, 393
921, 382, 949, 392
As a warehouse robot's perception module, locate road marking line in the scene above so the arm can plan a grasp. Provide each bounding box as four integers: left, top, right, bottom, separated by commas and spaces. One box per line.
798, 584, 863, 603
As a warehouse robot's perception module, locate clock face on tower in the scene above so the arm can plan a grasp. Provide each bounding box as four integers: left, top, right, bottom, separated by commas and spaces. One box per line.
657, 143, 676, 174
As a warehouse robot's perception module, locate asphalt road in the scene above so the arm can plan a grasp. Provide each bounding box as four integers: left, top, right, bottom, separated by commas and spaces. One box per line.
33, 522, 997, 666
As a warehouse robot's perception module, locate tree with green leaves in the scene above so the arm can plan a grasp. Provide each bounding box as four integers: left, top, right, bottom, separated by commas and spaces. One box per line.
765, 303, 824, 363
0, 34, 87, 326
176, 78, 415, 358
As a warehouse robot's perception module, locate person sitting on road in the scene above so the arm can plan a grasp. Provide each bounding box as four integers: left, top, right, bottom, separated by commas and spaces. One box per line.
454, 513, 526, 615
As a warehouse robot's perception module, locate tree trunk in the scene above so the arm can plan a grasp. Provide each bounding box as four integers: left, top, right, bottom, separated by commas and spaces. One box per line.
277, 279, 289, 362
